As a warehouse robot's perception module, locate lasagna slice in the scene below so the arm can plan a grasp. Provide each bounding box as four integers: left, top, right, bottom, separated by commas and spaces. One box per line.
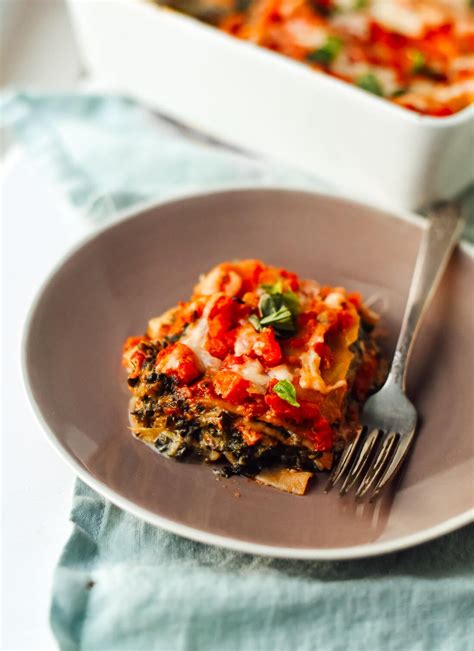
123, 260, 384, 495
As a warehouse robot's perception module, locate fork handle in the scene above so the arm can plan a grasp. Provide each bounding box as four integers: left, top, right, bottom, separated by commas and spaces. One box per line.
389, 202, 465, 389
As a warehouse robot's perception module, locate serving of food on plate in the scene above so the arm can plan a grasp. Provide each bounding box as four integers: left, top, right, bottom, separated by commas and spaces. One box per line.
23, 190, 474, 557
165, 0, 474, 116
123, 259, 384, 494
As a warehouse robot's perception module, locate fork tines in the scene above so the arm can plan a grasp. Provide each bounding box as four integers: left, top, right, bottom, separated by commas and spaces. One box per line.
325, 426, 414, 501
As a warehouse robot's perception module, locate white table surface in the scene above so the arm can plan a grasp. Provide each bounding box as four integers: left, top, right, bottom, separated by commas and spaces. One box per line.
1, 149, 92, 651
2, 2, 83, 646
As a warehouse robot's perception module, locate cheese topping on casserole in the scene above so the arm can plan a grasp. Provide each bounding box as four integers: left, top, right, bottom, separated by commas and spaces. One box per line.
164, 0, 474, 116
123, 260, 384, 494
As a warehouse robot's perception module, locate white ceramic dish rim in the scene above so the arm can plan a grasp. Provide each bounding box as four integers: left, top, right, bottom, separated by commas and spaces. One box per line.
140, 0, 474, 128
22, 187, 474, 560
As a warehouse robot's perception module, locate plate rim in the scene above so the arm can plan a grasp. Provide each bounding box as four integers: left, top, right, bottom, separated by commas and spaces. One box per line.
22, 187, 474, 560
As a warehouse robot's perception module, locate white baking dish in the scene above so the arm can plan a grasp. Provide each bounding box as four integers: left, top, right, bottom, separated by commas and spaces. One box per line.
67, 0, 474, 211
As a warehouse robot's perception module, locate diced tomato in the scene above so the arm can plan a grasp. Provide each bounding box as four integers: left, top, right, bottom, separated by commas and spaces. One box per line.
206, 329, 238, 361
223, 354, 246, 367
313, 342, 333, 370
257, 327, 282, 367
346, 292, 362, 310
288, 314, 317, 348
239, 426, 263, 446
220, 14, 245, 36
242, 291, 259, 308
370, 21, 407, 49
208, 296, 246, 337
239, 260, 264, 293
328, 309, 355, 334
206, 296, 247, 359
123, 336, 143, 353
242, 395, 267, 418
265, 392, 320, 424
205, 337, 229, 360
299, 401, 322, 421
307, 419, 334, 452
428, 106, 454, 117
155, 342, 200, 386
280, 269, 299, 291
338, 310, 355, 331
213, 370, 250, 404
265, 392, 294, 419
298, 311, 318, 326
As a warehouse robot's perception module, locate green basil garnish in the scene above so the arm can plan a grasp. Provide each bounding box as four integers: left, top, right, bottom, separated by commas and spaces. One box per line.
248, 314, 263, 332
307, 36, 343, 67
259, 304, 294, 330
261, 280, 284, 295
248, 279, 300, 336
409, 50, 445, 81
391, 88, 408, 98
280, 290, 300, 318
273, 380, 300, 407
356, 73, 384, 97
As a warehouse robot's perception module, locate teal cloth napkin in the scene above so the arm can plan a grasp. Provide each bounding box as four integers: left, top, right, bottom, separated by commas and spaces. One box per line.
4, 92, 473, 651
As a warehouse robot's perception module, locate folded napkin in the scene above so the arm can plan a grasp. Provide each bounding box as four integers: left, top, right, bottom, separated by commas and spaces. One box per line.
4, 92, 473, 651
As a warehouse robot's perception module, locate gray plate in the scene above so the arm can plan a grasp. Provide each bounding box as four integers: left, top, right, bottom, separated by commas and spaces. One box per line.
23, 189, 474, 559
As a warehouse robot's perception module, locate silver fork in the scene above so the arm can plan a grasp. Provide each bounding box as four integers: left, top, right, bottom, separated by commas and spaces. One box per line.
325, 201, 465, 501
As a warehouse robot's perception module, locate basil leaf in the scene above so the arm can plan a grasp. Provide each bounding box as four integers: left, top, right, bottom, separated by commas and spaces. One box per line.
260, 305, 294, 330
261, 280, 283, 295
408, 50, 446, 80
356, 73, 384, 97
307, 36, 343, 67
258, 287, 300, 335
282, 290, 300, 317
273, 380, 300, 407
259, 284, 300, 314
259, 293, 278, 318
391, 88, 408, 98
248, 314, 262, 332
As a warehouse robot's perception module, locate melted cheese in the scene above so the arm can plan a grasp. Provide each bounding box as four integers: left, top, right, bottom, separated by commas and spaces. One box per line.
331, 11, 370, 39
324, 292, 346, 309
285, 20, 327, 49
180, 318, 221, 371
231, 358, 270, 393
234, 324, 257, 356
300, 346, 347, 393
158, 347, 182, 372
268, 365, 294, 382
195, 265, 242, 297
299, 322, 350, 394
371, 0, 446, 38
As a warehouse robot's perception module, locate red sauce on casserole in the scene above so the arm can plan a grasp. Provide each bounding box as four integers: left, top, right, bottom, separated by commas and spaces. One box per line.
169, 0, 474, 116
